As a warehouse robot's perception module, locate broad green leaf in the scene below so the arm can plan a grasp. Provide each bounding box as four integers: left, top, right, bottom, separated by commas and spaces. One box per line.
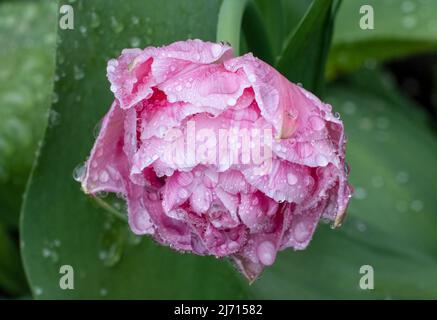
251, 0, 285, 58
0, 0, 57, 227
21, 0, 250, 299
327, 0, 437, 78
251, 70, 437, 299
21, 0, 437, 300
0, 224, 29, 296
241, 1, 275, 64
276, 0, 340, 95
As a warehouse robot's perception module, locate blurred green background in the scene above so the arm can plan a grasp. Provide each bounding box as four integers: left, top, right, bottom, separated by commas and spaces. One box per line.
0, 0, 436, 299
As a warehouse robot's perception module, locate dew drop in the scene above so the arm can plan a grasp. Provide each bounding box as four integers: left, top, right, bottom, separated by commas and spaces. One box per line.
93, 119, 103, 138
131, 15, 140, 25
287, 173, 298, 185
293, 221, 310, 242
227, 98, 237, 106
342, 101, 357, 115
99, 170, 109, 183
354, 187, 367, 200
158, 125, 167, 137
177, 172, 194, 186
73, 163, 86, 182
309, 116, 325, 131
34, 287, 43, 296
395, 171, 409, 184
98, 223, 125, 267
79, 25, 87, 36
48, 109, 61, 127
315, 154, 328, 166
402, 15, 417, 29
127, 232, 142, 246
298, 142, 313, 158
73, 65, 85, 80
90, 12, 100, 28
410, 200, 424, 212
110, 16, 124, 33
52, 92, 59, 103
371, 176, 384, 188
248, 74, 256, 83
100, 288, 108, 297
130, 37, 140, 47
356, 220, 367, 232
256, 241, 276, 266
211, 43, 222, 57
178, 188, 188, 198
42, 248, 51, 258
401, 1, 416, 13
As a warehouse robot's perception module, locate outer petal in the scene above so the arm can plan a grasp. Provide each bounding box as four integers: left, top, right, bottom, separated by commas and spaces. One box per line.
81, 101, 126, 194
107, 40, 233, 109
241, 159, 313, 204
158, 63, 250, 111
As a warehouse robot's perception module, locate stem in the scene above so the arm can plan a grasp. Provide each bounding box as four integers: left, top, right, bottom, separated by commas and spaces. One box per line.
92, 195, 128, 222
216, 0, 249, 55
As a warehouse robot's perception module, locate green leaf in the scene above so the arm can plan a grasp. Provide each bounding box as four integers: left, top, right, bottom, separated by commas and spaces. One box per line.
21, 0, 437, 300
0, 0, 57, 227
251, 0, 285, 58
250, 70, 437, 298
0, 224, 29, 296
241, 1, 275, 64
21, 0, 250, 299
276, 0, 340, 95
327, 0, 437, 78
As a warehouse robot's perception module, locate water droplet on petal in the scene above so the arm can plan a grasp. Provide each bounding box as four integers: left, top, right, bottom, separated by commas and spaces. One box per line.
99, 170, 109, 183
177, 172, 193, 186
257, 241, 276, 266
227, 98, 237, 106
309, 116, 325, 131
298, 142, 313, 158
211, 43, 222, 57
287, 173, 298, 185
293, 221, 310, 242
315, 154, 328, 166
73, 163, 86, 182
178, 188, 188, 199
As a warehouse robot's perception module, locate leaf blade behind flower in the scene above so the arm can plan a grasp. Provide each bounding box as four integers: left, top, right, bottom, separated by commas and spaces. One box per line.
20, 0, 250, 299
276, 0, 340, 95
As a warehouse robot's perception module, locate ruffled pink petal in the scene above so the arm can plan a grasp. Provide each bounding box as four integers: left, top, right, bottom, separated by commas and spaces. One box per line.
80, 39, 352, 282
81, 101, 126, 194
108, 40, 233, 110
159, 63, 250, 111
126, 183, 155, 235
241, 159, 313, 203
